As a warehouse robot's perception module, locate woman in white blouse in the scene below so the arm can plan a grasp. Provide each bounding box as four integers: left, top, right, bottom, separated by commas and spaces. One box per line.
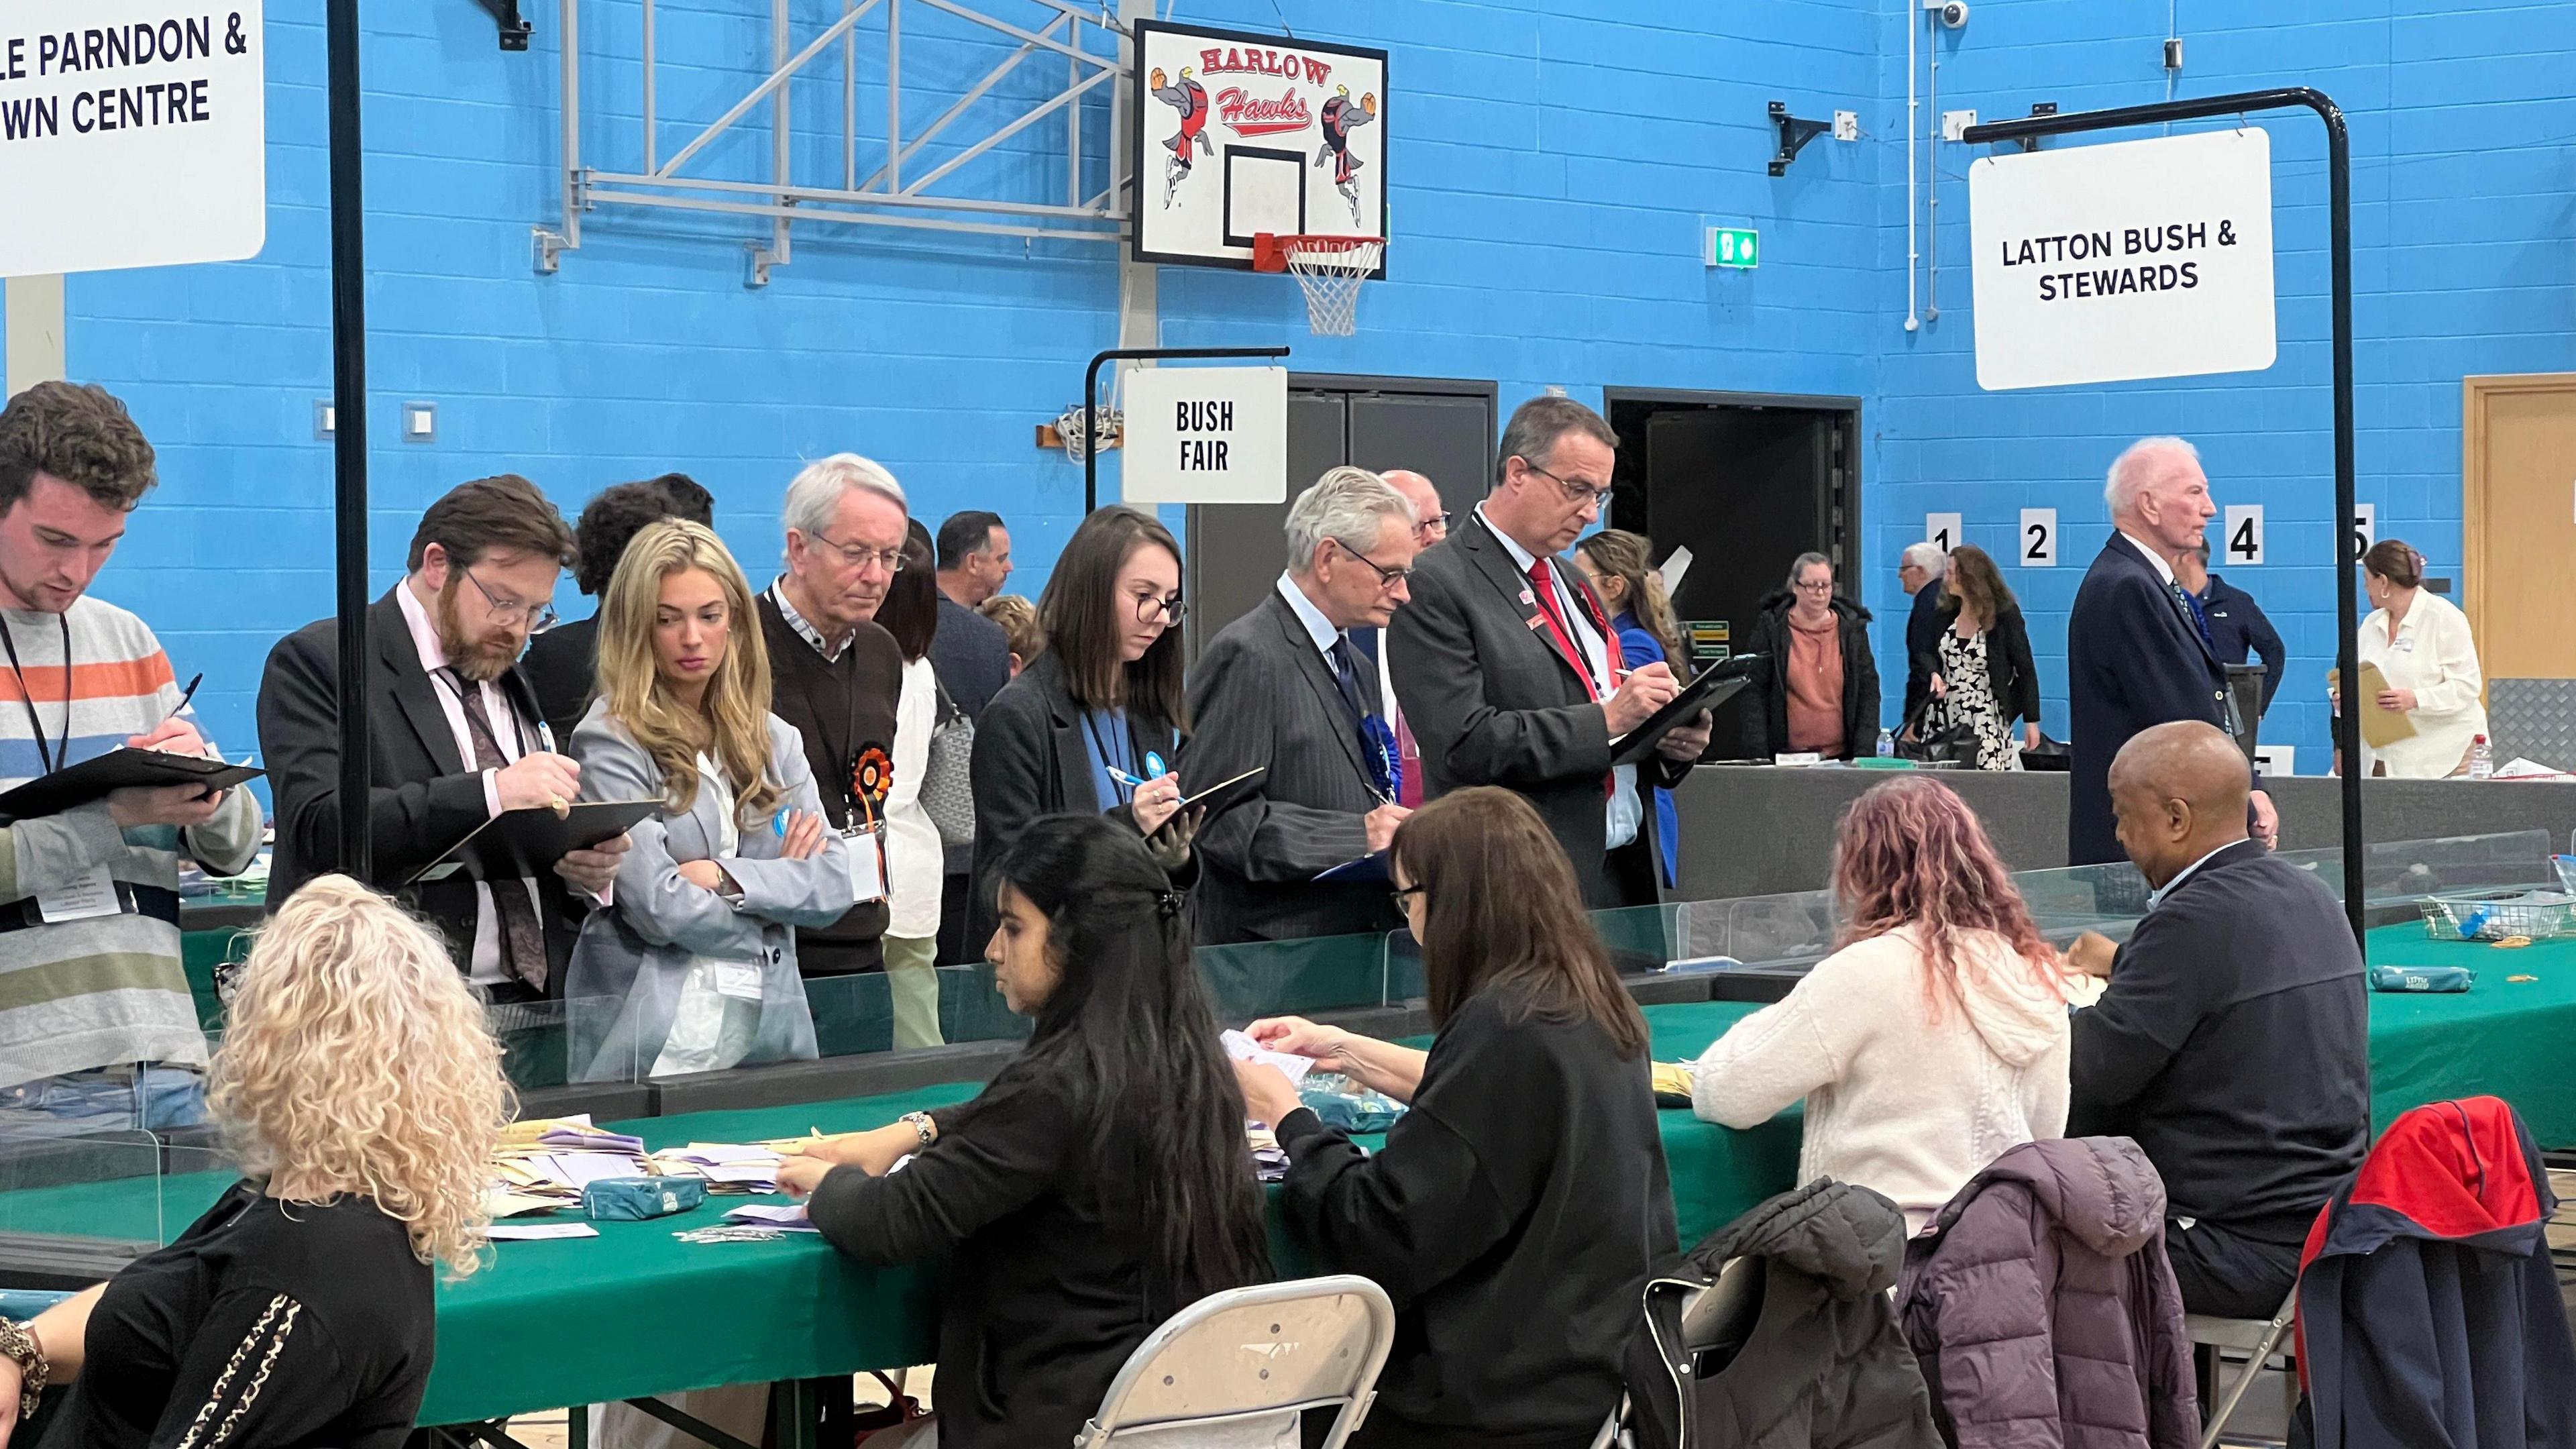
2351, 539, 2487, 778
871, 519, 949, 1049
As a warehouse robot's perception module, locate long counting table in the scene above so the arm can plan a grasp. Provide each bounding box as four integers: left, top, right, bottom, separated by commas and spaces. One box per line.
5, 923, 2571, 1427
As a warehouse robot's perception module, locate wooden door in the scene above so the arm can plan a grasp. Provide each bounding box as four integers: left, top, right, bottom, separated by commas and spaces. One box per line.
2465, 374, 2576, 678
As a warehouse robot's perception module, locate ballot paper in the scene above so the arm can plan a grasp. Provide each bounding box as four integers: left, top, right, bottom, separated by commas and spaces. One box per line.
1222, 1029, 1316, 1085
724, 1203, 820, 1233
483, 1188, 565, 1220
533, 1151, 651, 1189
649, 1144, 784, 1193
484, 1222, 601, 1242
1657, 544, 1694, 597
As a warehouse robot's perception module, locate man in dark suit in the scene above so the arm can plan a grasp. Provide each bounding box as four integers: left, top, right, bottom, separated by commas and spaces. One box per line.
2065, 437, 2277, 865
1899, 541, 1947, 727
931, 509, 1014, 720
258, 474, 629, 998
521, 472, 714, 738
1389, 396, 1710, 907
2175, 539, 2286, 720
2063, 720, 2368, 1318
1183, 467, 1419, 943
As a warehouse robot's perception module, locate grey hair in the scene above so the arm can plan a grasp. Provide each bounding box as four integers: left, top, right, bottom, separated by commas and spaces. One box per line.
1786, 551, 1833, 590
1494, 395, 1618, 488
1900, 541, 1948, 576
783, 453, 908, 540
1286, 466, 1415, 574
2104, 436, 2200, 517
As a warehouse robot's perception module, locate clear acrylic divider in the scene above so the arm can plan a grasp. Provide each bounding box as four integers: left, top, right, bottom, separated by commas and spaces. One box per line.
939, 963, 1032, 1044
1671, 890, 1839, 977
485, 996, 643, 1087
2276, 827, 2555, 908
1199, 932, 1392, 1022
804, 971, 898, 1058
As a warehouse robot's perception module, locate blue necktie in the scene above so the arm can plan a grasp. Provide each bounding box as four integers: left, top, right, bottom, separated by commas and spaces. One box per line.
2175, 584, 2214, 647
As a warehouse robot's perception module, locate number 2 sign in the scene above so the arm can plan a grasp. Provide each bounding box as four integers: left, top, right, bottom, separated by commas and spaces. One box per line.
2223, 504, 2264, 566
2020, 508, 2057, 567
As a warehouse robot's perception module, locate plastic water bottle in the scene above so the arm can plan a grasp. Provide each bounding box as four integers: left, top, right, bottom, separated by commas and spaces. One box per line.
2469, 734, 2494, 780
1876, 726, 1896, 759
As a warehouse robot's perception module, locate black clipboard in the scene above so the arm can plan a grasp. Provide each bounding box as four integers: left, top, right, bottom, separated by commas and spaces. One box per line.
1608, 674, 1751, 767
1175, 766, 1267, 818
0, 749, 264, 822
405, 799, 662, 887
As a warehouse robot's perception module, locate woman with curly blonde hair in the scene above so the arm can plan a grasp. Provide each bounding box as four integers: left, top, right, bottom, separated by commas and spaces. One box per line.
568, 519, 851, 1080
0, 875, 509, 1446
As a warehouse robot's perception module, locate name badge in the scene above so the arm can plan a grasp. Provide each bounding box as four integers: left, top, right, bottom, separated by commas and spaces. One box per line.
1526, 614, 1548, 631
709, 961, 765, 1002
2392, 636, 2416, 654
842, 826, 888, 904
38, 866, 123, 924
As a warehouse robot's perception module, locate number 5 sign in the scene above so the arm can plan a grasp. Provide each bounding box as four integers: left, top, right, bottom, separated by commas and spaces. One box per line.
2349, 502, 2377, 564
2222, 504, 2264, 566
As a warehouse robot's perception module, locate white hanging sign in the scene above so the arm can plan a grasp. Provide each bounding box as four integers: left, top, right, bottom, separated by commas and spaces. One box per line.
2223, 504, 2265, 566
1968, 126, 2275, 391
1120, 366, 1290, 504
2020, 508, 2057, 567
0, 0, 266, 277
1925, 513, 1962, 555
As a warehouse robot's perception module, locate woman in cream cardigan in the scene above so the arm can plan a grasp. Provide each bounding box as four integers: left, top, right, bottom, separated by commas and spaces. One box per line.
2349, 539, 2487, 778
1689, 776, 2074, 1233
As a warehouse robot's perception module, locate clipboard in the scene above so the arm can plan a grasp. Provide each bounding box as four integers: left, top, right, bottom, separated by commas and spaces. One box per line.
1175, 766, 1267, 818
405, 799, 662, 887
0, 749, 263, 822
1609, 674, 1752, 767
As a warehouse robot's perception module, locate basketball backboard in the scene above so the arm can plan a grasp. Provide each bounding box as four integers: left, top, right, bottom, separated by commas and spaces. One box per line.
1132, 19, 1387, 276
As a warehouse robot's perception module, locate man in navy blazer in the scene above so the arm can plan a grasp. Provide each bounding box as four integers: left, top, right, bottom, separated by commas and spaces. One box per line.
2065, 437, 2276, 865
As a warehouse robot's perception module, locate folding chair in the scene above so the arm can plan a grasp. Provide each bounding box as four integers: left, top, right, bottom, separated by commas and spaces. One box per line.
1076, 1275, 1395, 1449
2186, 1295, 2297, 1449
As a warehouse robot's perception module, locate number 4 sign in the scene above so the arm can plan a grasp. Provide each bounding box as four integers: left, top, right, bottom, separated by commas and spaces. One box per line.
2020, 508, 2057, 567
2223, 504, 2264, 566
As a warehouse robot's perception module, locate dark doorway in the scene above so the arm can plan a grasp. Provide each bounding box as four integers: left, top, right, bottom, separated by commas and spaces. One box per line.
1186, 374, 1496, 656
1605, 390, 1860, 760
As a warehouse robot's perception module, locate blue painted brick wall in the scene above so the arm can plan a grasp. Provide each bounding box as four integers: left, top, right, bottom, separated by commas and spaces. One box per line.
7, 0, 2569, 787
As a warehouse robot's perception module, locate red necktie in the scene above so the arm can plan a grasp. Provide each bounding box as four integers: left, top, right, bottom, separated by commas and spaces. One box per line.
1529, 559, 1619, 800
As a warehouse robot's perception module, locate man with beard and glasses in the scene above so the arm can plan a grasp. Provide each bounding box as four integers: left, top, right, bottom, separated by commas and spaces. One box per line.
0, 382, 264, 1132
258, 474, 630, 998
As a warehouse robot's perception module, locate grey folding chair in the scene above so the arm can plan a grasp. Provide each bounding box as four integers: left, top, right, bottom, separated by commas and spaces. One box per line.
2188, 1293, 2299, 1449
1076, 1275, 1396, 1449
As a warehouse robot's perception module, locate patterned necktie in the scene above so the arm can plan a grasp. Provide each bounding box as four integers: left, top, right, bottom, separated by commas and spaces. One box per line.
437, 668, 548, 991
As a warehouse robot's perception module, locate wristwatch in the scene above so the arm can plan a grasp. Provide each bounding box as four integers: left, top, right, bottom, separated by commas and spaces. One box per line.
898, 1111, 939, 1149
0, 1316, 48, 1423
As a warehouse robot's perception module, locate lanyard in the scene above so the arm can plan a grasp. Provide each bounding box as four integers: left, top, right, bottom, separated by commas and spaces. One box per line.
1083, 708, 1140, 799
0, 612, 73, 776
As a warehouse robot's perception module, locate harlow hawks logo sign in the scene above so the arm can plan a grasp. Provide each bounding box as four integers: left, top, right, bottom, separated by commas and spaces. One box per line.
1193, 43, 1334, 138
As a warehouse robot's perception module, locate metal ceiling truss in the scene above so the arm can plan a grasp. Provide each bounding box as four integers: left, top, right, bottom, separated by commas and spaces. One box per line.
535, 0, 1132, 284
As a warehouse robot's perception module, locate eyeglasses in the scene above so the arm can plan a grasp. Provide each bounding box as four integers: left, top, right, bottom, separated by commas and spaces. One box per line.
806, 529, 908, 575
1414, 511, 1454, 535
1389, 884, 1425, 912
459, 566, 559, 633
1793, 577, 1835, 594
1521, 462, 1615, 510
1134, 592, 1187, 625
1332, 539, 1413, 589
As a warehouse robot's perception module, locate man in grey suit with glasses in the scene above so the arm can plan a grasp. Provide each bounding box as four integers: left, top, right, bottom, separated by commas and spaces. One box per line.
1181, 468, 1421, 943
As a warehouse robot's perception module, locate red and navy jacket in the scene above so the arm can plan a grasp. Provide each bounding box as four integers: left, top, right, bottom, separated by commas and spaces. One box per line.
2294, 1095, 2576, 1447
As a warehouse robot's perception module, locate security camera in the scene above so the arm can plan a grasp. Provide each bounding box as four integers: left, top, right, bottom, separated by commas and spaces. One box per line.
1937, 1, 1969, 27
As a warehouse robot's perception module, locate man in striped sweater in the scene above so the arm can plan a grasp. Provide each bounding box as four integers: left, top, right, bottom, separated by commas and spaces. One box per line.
0, 382, 262, 1127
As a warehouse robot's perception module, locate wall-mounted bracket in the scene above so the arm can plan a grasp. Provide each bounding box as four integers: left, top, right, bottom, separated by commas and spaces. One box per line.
1769, 101, 1835, 176
470, 0, 533, 50
2014, 101, 2058, 152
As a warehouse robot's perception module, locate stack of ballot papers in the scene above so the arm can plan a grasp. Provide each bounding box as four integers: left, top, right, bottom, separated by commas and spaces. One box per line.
1222, 1029, 1316, 1084
484, 1114, 653, 1218
648, 1143, 785, 1193
724, 1202, 819, 1233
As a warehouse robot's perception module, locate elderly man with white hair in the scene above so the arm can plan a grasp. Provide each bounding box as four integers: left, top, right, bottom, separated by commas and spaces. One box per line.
1898, 539, 1949, 728
1181, 466, 1419, 943
2065, 437, 2276, 865
759, 452, 910, 975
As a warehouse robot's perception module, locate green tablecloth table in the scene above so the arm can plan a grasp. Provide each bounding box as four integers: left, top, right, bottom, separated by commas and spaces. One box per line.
2359, 922, 2576, 1144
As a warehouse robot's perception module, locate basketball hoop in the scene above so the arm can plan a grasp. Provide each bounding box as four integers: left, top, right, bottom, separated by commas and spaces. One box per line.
1254, 233, 1383, 336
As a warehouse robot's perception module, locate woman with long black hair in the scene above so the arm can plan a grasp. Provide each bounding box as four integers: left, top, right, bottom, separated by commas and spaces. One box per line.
777, 813, 1270, 1448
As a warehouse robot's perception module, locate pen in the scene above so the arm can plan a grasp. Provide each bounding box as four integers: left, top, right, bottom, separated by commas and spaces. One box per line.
1106, 767, 1148, 790
158, 673, 203, 727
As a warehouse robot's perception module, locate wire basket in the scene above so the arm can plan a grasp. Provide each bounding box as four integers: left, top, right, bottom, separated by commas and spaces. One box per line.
2420, 888, 2576, 942
1253, 233, 1383, 336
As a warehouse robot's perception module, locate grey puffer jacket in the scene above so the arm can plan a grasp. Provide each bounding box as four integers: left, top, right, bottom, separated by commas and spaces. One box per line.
1895, 1136, 2198, 1449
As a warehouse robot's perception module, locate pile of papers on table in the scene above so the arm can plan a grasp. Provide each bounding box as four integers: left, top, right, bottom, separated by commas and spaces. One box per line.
648, 1143, 786, 1193
485, 1116, 652, 1218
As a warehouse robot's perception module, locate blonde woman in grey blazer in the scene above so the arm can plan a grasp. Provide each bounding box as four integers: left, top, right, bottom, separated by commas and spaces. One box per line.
564, 521, 854, 1081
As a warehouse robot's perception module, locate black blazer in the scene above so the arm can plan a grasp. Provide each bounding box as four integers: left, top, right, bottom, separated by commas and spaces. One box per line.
1743, 591, 1883, 761
1929, 600, 2043, 728
1386, 511, 1690, 908
2065, 535, 2234, 865
1181, 590, 1398, 945
256, 588, 587, 983
967, 649, 1185, 943
2200, 572, 2286, 714
1902, 582, 1945, 724
518, 614, 601, 742
2068, 839, 2369, 1241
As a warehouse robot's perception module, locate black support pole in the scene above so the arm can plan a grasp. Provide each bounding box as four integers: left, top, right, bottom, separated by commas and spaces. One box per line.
1081, 346, 1291, 513
325, 0, 372, 875
1964, 88, 2364, 947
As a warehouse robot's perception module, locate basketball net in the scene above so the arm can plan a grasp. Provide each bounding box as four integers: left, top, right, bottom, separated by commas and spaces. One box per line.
1255, 233, 1383, 337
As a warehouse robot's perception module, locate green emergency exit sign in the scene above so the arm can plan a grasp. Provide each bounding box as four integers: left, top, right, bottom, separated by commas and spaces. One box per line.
1708, 227, 1759, 269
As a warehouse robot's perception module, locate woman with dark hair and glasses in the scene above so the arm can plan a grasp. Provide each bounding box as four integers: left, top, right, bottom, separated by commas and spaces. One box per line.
777, 813, 1272, 1449
1234, 786, 1674, 1449
967, 506, 1198, 945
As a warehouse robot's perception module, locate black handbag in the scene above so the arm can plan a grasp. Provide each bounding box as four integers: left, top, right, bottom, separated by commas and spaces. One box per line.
1895, 699, 1980, 766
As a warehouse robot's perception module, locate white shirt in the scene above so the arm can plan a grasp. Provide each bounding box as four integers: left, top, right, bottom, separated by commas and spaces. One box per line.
2117, 530, 2179, 586
1275, 572, 1344, 661
2357, 589, 2487, 779
1475, 505, 1643, 850
2147, 839, 2240, 911
883, 655, 944, 939
395, 579, 546, 987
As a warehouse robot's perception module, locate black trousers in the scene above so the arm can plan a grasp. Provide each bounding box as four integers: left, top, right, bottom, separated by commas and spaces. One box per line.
2165, 1216, 2302, 1320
